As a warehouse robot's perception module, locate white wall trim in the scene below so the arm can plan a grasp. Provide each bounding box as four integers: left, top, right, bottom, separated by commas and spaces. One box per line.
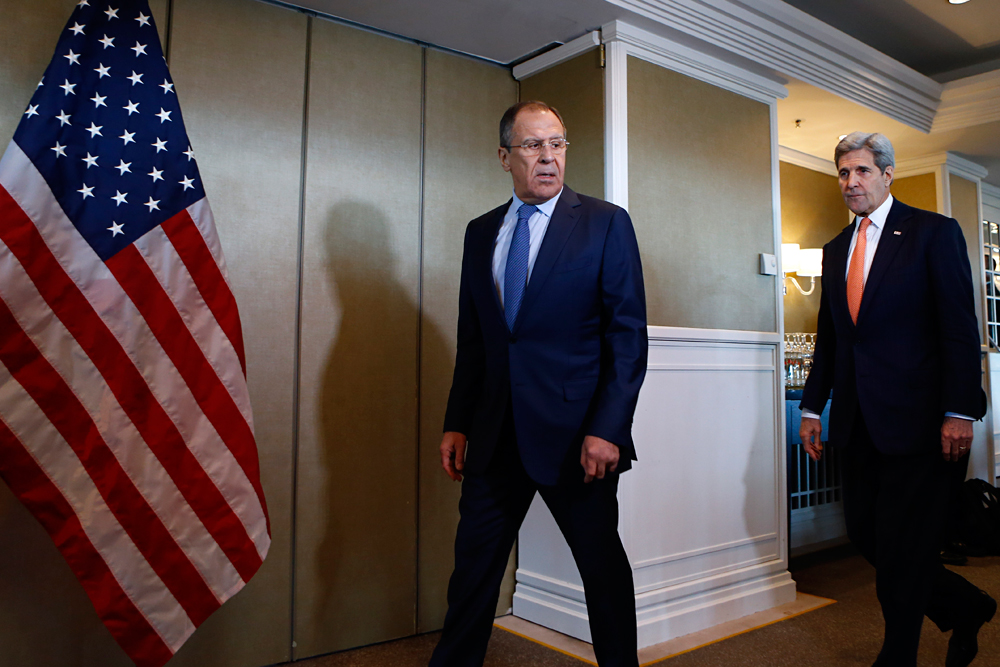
604, 38, 629, 210
896, 153, 988, 184
602, 20, 788, 105
941, 165, 952, 219
631, 532, 777, 569
778, 146, 837, 177
769, 101, 788, 562
606, 0, 941, 132
512, 31, 601, 80
633, 560, 790, 606
894, 155, 948, 179
946, 153, 990, 182
632, 570, 796, 647
932, 70, 1000, 134
647, 363, 774, 372
646, 325, 781, 344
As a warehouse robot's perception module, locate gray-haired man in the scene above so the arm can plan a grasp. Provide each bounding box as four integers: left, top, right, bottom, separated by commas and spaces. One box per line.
800, 132, 995, 667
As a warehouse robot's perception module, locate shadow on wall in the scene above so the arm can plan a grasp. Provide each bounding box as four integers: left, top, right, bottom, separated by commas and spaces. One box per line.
311, 200, 451, 648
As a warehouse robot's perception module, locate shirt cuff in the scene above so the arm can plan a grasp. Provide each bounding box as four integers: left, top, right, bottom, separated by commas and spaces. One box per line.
801, 409, 822, 420
944, 412, 974, 421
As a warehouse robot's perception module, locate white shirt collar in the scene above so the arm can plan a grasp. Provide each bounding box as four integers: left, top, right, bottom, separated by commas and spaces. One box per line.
859, 193, 893, 229
511, 187, 563, 218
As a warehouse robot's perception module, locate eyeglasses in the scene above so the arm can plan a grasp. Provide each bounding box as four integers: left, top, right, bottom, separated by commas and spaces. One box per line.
506, 139, 569, 155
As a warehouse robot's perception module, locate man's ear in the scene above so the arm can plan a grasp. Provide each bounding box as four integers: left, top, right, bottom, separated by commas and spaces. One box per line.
498, 147, 512, 173
883, 164, 894, 187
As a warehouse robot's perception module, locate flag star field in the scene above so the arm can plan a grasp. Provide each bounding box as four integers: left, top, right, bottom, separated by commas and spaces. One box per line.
16, 1, 204, 261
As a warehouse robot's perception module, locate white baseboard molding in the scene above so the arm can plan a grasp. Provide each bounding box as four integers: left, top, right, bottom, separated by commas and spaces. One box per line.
513, 569, 796, 649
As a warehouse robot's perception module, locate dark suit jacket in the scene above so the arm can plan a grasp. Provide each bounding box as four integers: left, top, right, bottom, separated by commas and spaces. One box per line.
443, 186, 648, 485
801, 198, 985, 455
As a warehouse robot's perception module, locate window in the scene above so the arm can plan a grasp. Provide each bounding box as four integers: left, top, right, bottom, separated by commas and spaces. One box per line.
983, 219, 1000, 349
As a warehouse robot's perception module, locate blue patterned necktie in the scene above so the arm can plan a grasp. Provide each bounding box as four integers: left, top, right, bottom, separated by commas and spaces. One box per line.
504, 203, 537, 329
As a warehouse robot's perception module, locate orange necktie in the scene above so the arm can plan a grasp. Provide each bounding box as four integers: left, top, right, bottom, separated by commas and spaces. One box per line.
847, 217, 871, 324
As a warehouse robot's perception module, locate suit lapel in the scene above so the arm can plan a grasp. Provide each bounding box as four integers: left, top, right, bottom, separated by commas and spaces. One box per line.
512, 187, 582, 332
857, 199, 910, 323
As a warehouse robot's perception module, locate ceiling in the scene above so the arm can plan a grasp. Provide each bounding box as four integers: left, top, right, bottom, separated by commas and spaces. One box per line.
777, 78, 1000, 181
276, 0, 1000, 187
782, 0, 1000, 81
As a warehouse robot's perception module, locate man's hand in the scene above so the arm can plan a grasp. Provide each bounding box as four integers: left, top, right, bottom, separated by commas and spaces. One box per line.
941, 417, 973, 462
800, 417, 824, 462
440, 431, 468, 482
581, 435, 619, 483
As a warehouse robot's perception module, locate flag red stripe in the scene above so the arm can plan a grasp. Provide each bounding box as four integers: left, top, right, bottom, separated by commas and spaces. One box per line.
0, 297, 221, 626
0, 418, 176, 667
0, 185, 264, 580
105, 246, 270, 532
162, 210, 247, 376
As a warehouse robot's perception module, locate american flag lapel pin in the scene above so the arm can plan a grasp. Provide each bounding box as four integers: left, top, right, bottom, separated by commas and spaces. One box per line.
893, 230, 902, 235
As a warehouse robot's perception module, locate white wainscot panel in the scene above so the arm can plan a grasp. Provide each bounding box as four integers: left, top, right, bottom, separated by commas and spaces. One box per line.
514, 329, 796, 648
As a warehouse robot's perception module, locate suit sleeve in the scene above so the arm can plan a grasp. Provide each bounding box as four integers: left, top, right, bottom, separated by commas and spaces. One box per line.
442, 224, 486, 434
583, 208, 648, 454
929, 218, 986, 419
800, 244, 836, 415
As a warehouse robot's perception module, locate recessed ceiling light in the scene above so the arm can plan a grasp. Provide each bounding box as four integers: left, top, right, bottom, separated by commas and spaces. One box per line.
949, 0, 971, 5
839, 134, 847, 140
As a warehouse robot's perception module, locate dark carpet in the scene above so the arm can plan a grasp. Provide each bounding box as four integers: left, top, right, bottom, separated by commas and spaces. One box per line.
277, 546, 1000, 666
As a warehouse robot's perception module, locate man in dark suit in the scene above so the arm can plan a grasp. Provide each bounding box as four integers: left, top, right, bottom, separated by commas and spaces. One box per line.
800, 132, 995, 667
429, 101, 647, 667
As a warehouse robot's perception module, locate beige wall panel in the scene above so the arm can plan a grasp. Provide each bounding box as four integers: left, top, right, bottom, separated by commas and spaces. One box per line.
627, 57, 777, 332
149, 0, 169, 50
0, 0, 76, 148
520, 50, 605, 200
418, 49, 517, 632
893, 172, 938, 213
294, 19, 422, 657
951, 174, 985, 343
166, 0, 306, 665
780, 163, 847, 333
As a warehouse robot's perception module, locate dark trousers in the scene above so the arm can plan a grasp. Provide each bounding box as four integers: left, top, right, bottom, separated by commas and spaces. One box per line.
841, 413, 982, 666
429, 416, 638, 667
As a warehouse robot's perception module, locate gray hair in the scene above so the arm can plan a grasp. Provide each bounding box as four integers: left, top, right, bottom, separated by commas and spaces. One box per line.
834, 132, 895, 172
500, 101, 566, 148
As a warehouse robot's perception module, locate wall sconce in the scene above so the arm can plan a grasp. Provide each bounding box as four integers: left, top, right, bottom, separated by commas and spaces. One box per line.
781, 243, 822, 296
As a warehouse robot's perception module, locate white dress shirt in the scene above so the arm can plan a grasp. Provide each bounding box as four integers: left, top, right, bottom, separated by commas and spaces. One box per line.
801, 194, 970, 421
492, 188, 563, 306
844, 194, 892, 282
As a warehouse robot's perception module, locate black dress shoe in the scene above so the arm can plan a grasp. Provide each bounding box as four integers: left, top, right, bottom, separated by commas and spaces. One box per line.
946, 589, 997, 667
940, 548, 968, 566
950, 541, 989, 558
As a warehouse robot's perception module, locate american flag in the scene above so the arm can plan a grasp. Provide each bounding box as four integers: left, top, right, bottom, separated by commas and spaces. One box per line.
0, 2, 270, 666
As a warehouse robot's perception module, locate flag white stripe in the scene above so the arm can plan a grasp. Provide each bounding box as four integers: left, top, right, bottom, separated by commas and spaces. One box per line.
0, 143, 269, 557
0, 238, 245, 600
187, 198, 230, 283
133, 225, 254, 428
0, 366, 195, 653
